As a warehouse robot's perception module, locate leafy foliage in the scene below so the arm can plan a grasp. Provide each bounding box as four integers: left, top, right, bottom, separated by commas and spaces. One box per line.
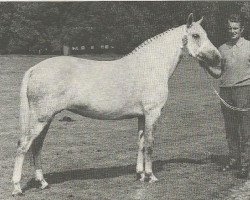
0, 2, 248, 54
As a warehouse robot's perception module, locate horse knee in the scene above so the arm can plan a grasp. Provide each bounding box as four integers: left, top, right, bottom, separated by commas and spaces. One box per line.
145, 141, 154, 153
145, 133, 154, 149
146, 134, 154, 145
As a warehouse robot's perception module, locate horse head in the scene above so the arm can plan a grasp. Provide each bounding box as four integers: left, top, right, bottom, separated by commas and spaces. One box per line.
185, 13, 221, 67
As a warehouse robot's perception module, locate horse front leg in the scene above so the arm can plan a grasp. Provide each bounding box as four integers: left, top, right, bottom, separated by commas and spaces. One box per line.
136, 116, 145, 181
143, 108, 161, 183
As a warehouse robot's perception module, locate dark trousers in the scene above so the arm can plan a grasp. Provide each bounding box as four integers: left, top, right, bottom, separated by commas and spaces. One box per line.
220, 85, 250, 166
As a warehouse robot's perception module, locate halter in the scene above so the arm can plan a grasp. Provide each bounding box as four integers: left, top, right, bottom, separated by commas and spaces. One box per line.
181, 26, 188, 49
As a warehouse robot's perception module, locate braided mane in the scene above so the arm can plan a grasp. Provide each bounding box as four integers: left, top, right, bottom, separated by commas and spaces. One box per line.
126, 27, 175, 57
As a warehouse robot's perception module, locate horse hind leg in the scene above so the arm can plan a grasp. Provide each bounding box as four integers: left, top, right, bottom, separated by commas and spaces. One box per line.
12, 115, 52, 196
30, 120, 52, 190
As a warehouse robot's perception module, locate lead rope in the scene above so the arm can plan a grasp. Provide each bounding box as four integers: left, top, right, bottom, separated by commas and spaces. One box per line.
203, 68, 250, 112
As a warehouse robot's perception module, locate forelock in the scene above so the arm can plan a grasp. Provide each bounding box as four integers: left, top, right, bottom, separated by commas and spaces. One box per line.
189, 23, 204, 33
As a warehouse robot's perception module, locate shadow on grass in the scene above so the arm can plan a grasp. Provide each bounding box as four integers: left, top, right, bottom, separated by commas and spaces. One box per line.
23, 155, 228, 192
210, 154, 228, 166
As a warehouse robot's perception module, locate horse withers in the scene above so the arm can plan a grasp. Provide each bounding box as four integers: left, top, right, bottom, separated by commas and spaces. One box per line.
12, 13, 221, 196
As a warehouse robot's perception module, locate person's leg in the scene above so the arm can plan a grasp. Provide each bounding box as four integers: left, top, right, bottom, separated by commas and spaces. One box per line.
234, 85, 250, 178
220, 87, 241, 170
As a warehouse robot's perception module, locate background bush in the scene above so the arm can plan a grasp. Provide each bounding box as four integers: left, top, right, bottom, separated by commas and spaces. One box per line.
0, 1, 249, 54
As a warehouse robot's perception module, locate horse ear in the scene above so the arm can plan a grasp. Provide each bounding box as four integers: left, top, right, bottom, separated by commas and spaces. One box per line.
187, 13, 194, 28
197, 16, 204, 24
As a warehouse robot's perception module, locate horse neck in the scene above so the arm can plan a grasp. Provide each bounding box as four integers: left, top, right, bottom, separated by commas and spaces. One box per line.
124, 25, 186, 78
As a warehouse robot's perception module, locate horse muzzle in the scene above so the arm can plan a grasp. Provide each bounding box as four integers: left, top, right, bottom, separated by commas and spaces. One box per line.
196, 49, 221, 67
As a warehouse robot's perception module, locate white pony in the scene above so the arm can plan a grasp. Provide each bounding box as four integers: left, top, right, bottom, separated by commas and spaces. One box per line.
12, 14, 221, 195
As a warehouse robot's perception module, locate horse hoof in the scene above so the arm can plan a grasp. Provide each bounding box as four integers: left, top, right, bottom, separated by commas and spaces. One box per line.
149, 175, 158, 183
12, 189, 23, 196
139, 173, 146, 182
40, 181, 49, 190
147, 173, 158, 183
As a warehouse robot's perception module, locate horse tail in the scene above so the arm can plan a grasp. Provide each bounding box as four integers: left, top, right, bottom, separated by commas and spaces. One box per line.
19, 68, 33, 135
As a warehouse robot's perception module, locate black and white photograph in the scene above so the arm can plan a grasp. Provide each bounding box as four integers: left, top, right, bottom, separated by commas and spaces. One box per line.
0, 1, 249, 199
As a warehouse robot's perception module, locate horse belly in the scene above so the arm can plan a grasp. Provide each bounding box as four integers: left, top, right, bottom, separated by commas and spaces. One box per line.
68, 100, 143, 120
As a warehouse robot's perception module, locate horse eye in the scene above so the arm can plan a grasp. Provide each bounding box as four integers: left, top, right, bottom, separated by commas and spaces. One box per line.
192, 34, 200, 39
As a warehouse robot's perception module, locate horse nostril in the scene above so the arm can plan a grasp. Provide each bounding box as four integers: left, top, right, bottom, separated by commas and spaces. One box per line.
197, 52, 203, 58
